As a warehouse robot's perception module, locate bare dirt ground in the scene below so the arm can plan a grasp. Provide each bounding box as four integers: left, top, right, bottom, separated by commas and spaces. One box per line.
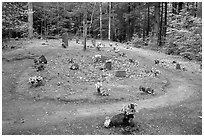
2, 39, 202, 135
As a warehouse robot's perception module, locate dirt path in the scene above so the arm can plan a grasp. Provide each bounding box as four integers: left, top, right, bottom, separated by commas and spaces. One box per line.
2, 39, 202, 135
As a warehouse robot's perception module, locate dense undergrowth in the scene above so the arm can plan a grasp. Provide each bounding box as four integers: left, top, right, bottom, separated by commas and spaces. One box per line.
130, 9, 202, 62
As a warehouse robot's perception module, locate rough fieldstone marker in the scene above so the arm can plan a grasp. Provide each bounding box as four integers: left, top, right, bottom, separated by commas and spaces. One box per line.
92, 39, 96, 47
62, 32, 68, 48
115, 70, 126, 77
105, 60, 112, 70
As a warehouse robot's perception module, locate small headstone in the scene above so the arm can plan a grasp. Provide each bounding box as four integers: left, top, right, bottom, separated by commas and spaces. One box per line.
62, 32, 68, 48
105, 60, 112, 70
115, 70, 126, 77
176, 63, 181, 70
39, 55, 47, 64
91, 39, 96, 47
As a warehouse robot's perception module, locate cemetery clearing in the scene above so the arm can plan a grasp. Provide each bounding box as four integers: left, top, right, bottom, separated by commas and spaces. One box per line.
2, 38, 202, 135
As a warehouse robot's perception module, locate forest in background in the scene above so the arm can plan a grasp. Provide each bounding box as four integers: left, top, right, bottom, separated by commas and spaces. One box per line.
2, 2, 202, 61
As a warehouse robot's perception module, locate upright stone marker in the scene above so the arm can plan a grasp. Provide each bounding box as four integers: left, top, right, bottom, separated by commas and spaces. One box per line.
62, 32, 68, 48
105, 60, 112, 70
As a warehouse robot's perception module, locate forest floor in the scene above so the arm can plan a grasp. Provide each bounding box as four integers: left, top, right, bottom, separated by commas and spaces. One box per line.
2, 39, 202, 135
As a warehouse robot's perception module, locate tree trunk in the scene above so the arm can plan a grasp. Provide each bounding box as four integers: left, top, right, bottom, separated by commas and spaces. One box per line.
89, 2, 96, 38
83, 5, 87, 51
178, 2, 183, 13
28, 2, 33, 39
108, 2, 111, 41
196, 2, 202, 18
172, 2, 177, 14
146, 2, 150, 37
159, 2, 163, 46
99, 2, 102, 40
154, 2, 160, 46
164, 2, 168, 38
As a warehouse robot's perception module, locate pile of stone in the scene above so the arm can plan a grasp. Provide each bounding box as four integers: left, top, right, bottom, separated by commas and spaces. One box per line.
104, 103, 138, 128
33, 55, 47, 71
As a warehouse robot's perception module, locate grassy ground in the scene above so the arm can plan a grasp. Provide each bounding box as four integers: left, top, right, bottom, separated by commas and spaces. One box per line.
2, 38, 202, 135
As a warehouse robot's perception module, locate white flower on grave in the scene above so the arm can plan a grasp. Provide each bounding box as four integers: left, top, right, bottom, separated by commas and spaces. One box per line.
121, 103, 138, 115
104, 116, 111, 128
95, 82, 102, 89
29, 76, 43, 85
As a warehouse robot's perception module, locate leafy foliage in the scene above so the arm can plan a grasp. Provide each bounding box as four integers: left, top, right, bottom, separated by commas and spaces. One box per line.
165, 8, 202, 61
2, 2, 28, 39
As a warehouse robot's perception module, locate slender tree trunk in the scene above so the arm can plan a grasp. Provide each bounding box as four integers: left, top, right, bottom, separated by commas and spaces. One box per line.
164, 2, 167, 38
172, 2, 177, 14
178, 2, 183, 13
146, 2, 150, 37
89, 2, 96, 38
196, 2, 202, 18
57, 2, 59, 35
28, 2, 33, 39
83, 5, 87, 51
159, 2, 163, 46
99, 2, 102, 40
108, 2, 111, 41
41, 19, 43, 38
154, 2, 160, 46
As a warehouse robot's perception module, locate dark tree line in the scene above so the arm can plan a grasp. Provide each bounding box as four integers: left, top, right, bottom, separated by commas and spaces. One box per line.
2, 2, 202, 48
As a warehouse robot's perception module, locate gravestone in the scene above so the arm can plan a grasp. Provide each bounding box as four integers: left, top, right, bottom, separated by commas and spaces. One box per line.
91, 39, 96, 47
62, 32, 68, 48
115, 70, 126, 77
105, 60, 112, 70
39, 55, 47, 64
